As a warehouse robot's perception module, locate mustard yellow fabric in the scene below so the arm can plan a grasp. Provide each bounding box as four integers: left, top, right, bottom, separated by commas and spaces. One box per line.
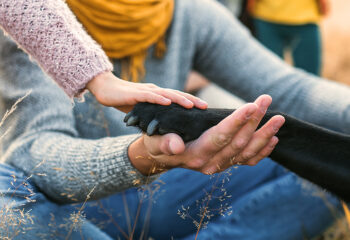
251, 0, 321, 25
66, 0, 174, 82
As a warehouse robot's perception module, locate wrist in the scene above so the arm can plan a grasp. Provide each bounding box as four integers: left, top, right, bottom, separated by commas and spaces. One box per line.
86, 71, 109, 91
86, 71, 120, 107
128, 136, 167, 176
87, 71, 117, 97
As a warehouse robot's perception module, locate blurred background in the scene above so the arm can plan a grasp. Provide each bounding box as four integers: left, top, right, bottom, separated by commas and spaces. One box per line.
226, 0, 350, 84
322, 0, 350, 85
187, 0, 350, 110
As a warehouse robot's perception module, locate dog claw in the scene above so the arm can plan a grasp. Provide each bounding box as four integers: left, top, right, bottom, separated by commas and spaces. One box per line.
124, 112, 132, 122
126, 116, 139, 126
147, 119, 159, 136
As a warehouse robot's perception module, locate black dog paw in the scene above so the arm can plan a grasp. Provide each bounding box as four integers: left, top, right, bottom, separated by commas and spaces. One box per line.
124, 103, 232, 142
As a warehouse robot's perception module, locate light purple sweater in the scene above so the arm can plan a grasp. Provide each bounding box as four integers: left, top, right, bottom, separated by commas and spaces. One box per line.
0, 0, 113, 97
2, 0, 350, 203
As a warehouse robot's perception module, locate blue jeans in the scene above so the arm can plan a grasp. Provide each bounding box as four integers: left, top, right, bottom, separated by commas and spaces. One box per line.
0, 159, 342, 239
253, 18, 322, 76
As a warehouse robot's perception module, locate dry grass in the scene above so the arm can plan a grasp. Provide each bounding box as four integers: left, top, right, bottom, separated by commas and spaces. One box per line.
0, 91, 35, 239
2, 1, 350, 237
177, 169, 234, 239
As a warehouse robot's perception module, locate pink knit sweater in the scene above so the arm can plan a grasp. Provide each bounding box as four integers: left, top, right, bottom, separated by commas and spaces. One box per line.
0, 0, 113, 97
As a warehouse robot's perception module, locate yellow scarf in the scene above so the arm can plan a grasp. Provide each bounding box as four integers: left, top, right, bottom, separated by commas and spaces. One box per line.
66, 0, 174, 82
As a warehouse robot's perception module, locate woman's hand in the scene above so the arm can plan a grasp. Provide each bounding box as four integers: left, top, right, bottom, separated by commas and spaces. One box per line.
86, 71, 208, 113
129, 95, 285, 175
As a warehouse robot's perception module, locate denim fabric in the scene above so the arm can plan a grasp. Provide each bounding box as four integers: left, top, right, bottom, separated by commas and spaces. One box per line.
2, 0, 350, 205
0, 164, 112, 240
0, 0, 348, 239
0, 160, 341, 239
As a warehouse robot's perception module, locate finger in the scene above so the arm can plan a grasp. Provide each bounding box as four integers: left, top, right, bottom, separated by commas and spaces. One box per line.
201, 155, 229, 174
244, 136, 279, 166
252, 94, 272, 120
144, 133, 185, 156
212, 136, 279, 173
138, 85, 207, 109
214, 95, 272, 156
143, 83, 158, 89
116, 105, 133, 113
171, 90, 208, 109
152, 88, 195, 108
115, 90, 172, 113
191, 116, 280, 175
199, 101, 280, 173
233, 95, 272, 139
193, 102, 258, 157
234, 115, 285, 164
136, 91, 172, 105
137, 83, 198, 108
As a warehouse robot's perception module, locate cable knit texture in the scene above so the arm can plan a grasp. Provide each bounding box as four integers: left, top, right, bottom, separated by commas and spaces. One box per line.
0, 31, 151, 203
2, 0, 350, 204
0, 0, 113, 97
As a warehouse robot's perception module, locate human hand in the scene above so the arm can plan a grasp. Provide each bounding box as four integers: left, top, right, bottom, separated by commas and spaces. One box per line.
318, 0, 330, 16
129, 95, 285, 175
247, 0, 256, 13
86, 71, 208, 113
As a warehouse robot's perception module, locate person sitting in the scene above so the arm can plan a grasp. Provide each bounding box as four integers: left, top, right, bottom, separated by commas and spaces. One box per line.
248, 0, 330, 75
0, 0, 347, 239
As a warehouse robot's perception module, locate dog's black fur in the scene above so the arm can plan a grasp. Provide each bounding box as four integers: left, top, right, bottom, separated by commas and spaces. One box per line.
124, 103, 350, 201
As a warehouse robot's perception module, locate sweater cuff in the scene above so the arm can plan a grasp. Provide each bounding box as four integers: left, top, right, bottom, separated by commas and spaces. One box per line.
120, 135, 159, 187
98, 134, 158, 193
63, 54, 113, 99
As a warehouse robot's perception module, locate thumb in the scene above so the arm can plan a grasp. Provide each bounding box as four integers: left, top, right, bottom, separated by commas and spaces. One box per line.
164, 134, 186, 155
145, 133, 185, 156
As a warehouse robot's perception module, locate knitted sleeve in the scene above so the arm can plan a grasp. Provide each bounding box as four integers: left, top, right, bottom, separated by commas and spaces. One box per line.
0, 0, 113, 98
192, 0, 350, 134
27, 133, 150, 203
0, 32, 153, 203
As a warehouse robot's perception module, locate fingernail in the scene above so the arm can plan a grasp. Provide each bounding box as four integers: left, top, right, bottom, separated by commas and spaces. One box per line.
260, 97, 272, 114
245, 105, 257, 119
260, 101, 268, 114
184, 99, 194, 107
169, 138, 184, 155
162, 98, 171, 104
273, 124, 280, 132
199, 99, 208, 106
273, 121, 284, 132
168, 140, 176, 155
270, 136, 279, 148
197, 100, 208, 109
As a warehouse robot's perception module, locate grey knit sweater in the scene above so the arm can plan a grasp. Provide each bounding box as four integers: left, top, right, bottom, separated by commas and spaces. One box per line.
1, 0, 350, 203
